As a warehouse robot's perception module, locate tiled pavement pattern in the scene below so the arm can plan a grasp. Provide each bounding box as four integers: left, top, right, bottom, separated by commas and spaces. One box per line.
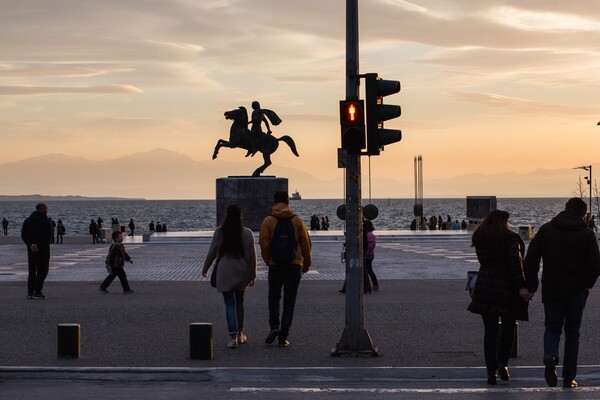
0, 239, 477, 282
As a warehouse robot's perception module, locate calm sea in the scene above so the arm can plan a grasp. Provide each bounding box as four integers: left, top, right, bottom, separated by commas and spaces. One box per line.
0, 198, 569, 236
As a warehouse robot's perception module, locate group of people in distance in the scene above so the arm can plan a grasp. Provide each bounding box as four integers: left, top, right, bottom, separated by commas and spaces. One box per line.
468, 197, 600, 388
148, 220, 167, 233
202, 191, 312, 349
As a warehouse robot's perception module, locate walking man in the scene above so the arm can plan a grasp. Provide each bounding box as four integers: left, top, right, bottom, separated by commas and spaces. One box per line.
21, 203, 53, 299
259, 191, 312, 347
524, 197, 600, 388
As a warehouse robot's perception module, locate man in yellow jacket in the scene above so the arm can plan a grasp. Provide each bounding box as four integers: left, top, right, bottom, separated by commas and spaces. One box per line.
259, 191, 312, 347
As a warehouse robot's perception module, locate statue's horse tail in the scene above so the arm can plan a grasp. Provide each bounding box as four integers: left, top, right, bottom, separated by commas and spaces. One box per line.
278, 135, 299, 157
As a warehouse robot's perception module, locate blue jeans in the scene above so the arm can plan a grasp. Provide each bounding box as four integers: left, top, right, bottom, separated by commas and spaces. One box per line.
268, 264, 302, 341
222, 290, 245, 335
544, 289, 589, 380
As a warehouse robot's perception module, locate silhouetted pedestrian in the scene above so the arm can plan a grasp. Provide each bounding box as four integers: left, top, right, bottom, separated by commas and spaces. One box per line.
2, 217, 8, 235
21, 203, 52, 299
56, 219, 65, 244
202, 204, 257, 349
89, 219, 99, 244
128, 218, 135, 236
100, 231, 134, 294
468, 210, 531, 385
259, 191, 312, 347
524, 197, 600, 388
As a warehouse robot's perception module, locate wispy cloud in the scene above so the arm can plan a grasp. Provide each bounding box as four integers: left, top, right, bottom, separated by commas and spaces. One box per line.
0, 85, 143, 96
447, 91, 598, 116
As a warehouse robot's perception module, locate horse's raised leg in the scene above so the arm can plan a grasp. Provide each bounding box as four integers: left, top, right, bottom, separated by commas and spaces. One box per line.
252, 152, 272, 177
213, 140, 226, 159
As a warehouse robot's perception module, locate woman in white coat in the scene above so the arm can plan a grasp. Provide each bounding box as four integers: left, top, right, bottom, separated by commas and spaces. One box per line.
202, 205, 257, 348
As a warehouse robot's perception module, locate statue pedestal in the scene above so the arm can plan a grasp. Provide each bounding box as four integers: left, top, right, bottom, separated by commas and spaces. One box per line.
216, 176, 288, 231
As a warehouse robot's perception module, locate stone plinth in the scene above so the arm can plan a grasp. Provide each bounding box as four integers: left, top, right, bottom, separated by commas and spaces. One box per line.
216, 176, 288, 231
466, 196, 497, 221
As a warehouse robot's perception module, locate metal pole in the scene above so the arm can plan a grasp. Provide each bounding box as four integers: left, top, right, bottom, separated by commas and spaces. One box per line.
333, 0, 378, 356
590, 165, 593, 218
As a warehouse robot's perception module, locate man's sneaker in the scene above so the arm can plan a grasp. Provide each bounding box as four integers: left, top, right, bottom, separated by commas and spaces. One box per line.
278, 339, 290, 347
33, 291, 46, 299
27, 292, 34, 299
544, 355, 558, 387
265, 329, 280, 344
123, 290, 135, 294
227, 338, 238, 349
99, 288, 109, 293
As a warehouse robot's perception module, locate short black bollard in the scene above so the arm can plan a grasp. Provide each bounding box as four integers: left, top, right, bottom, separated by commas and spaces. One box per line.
190, 322, 213, 360
497, 320, 519, 358
511, 322, 519, 358
57, 323, 80, 359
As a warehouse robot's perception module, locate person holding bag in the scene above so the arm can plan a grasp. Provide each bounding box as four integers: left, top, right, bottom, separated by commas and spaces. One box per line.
202, 205, 257, 349
467, 210, 532, 385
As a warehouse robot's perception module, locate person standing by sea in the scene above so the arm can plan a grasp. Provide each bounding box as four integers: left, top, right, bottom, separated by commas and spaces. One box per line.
89, 219, 99, 244
202, 205, 257, 349
2, 217, 8, 235
96, 216, 104, 242
468, 210, 531, 385
56, 219, 65, 244
21, 203, 53, 299
128, 218, 135, 236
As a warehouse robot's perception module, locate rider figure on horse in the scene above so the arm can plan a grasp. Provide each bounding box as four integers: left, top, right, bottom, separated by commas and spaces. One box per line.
247, 101, 280, 157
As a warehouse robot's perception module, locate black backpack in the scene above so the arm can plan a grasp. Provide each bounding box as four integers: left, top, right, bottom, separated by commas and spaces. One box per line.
271, 216, 297, 264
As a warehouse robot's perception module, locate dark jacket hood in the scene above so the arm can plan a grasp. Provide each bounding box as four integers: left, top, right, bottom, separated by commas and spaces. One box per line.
550, 210, 587, 232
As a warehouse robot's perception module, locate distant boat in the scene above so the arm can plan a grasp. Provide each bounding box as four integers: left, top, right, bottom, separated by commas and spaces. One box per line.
290, 190, 302, 200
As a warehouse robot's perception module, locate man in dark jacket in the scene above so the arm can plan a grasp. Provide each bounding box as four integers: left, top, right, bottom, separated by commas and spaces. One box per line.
524, 197, 600, 388
21, 203, 53, 299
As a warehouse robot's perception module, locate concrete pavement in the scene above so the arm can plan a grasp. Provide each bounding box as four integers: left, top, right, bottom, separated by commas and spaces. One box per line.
3, 236, 600, 398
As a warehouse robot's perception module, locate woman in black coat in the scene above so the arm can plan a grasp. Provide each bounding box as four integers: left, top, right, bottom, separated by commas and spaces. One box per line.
468, 210, 532, 385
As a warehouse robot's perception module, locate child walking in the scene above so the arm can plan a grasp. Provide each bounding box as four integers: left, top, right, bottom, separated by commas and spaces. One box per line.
100, 231, 134, 294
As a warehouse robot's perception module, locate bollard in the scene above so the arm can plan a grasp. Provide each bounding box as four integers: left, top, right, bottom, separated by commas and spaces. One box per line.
497, 320, 519, 358
510, 322, 519, 358
57, 323, 80, 359
190, 323, 213, 360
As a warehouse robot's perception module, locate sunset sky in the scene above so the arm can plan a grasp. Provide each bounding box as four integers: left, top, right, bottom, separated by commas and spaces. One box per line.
2, 0, 600, 198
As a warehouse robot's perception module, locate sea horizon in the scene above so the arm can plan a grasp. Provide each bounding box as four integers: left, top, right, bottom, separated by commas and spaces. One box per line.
0, 197, 575, 236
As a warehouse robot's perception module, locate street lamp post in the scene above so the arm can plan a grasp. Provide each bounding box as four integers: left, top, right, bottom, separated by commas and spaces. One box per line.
574, 165, 593, 218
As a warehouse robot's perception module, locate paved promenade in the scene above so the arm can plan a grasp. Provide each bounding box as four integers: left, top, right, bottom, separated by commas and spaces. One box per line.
3, 233, 600, 399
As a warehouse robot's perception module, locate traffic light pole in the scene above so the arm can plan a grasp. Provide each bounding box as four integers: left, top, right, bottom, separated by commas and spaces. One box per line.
332, 0, 379, 356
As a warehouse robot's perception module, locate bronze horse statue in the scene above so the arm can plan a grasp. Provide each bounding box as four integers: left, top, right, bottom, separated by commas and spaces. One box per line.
212, 107, 299, 176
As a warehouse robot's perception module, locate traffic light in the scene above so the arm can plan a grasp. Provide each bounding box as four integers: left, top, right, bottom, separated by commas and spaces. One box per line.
364, 73, 401, 156
340, 100, 365, 154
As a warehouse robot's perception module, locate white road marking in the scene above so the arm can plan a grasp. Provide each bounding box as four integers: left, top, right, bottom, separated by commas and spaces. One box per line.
231, 386, 600, 394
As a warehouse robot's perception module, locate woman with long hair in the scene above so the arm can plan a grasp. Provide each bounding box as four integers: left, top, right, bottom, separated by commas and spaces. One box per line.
202, 205, 257, 348
468, 210, 532, 385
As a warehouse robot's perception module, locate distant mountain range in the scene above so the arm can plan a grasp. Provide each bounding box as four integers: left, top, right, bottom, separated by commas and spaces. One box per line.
0, 148, 591, 199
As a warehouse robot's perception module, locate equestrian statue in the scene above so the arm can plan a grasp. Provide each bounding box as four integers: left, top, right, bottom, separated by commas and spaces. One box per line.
212, 101, 299, 176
